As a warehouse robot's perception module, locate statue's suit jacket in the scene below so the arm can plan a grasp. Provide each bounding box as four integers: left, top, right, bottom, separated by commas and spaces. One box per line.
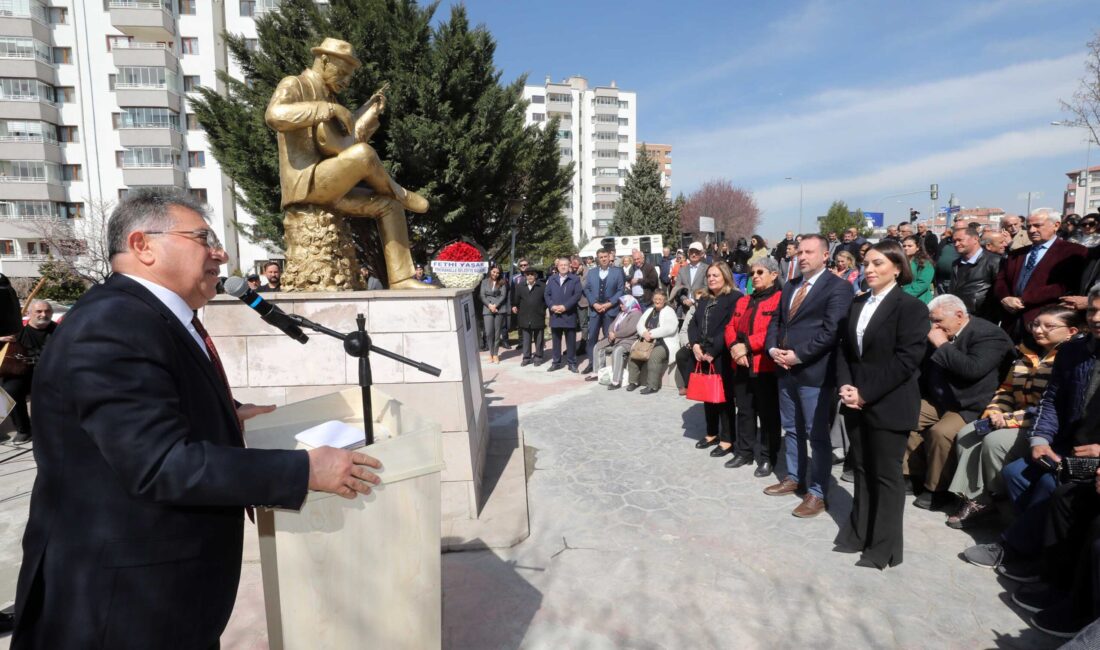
265, 67, 332, 208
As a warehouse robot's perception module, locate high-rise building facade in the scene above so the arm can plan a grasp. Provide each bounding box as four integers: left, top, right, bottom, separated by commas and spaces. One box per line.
523, 76, 637, 245
1064, 165, 1100, 216
639, 142, 671, 198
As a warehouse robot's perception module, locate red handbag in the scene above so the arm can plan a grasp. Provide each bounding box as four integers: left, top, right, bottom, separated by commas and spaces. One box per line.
686, 361, 725, 403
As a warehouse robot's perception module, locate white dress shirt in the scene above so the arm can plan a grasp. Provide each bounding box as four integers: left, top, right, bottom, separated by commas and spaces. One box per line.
790, 267, 828, 309
122, 273, 209, 359
855, 282, 896, 355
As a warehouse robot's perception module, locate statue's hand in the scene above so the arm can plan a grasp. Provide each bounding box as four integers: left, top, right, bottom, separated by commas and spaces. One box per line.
331, 104, 354, 135
369, 91, 387, 114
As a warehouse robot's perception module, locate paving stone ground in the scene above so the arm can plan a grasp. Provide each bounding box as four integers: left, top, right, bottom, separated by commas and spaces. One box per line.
444, 349, 1065, 650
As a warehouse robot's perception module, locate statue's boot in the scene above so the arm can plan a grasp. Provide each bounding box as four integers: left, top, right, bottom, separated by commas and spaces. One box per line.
334, 191, 436, 289
386, 176, 429, 214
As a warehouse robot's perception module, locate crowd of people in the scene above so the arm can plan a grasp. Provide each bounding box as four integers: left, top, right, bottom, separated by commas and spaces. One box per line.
482, 208, 1100, 639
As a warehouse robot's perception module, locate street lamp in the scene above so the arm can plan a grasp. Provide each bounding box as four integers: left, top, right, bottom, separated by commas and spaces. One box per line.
785, 177, 803, 234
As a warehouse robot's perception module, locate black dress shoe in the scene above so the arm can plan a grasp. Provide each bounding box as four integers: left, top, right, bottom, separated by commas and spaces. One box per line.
521, 359, 532, 367
568, 365, 579, 373
533, 358, 545, 366
753, 461, 773, 477
547, 363, 563, 372
855, 557, 886, 570
639, 387, 658, 395
584, 375, 598, 382
695, 437, 719, 449
710, 445, 734, 458
580, 363, 593, 374
607, 383, 621, 390
625, 383, 639, 392
724, 453, 752, 468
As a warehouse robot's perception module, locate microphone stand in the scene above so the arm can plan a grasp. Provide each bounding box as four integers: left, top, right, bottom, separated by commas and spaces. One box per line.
287, 312, 441, 446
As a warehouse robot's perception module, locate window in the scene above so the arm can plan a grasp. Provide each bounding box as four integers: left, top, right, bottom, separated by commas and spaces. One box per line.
25, 242, 37, 255
189, 188, 207, 203
115, 151, 124, 168
530, 95, 544, 104
593, 202, 616, 211
596, 149, 618, 159
245, 39, 259, 52
0, 200, 55, 219
0, 37, 51, 63
116, 67, 176, 90
548, 93, 571, 103
186, 113, 201, 130
619, 152, 629, 160
0, 78, 55, 103
183, 75, 200, 92
594, 132, 617, 141
51, 47, 72, 64
118, 107, 180, 129
61, 164, 81, 181
178, 0, 196, 14
594, 114, 618, 124
0, 160, 60, 183
559, 147, 571, 157
111, 112, 120, 129
106, 35, 132, 51
57, 86, 74, 103
1, 0, 48, 21
118, 189, 128, 201
618, 117, 629, 126
49, 7, 68, 24
0, 120, 57, 143
618, 100, 629, 109
119, 147, 180, 168
240, 0, 255, 16
531, 113, 545, 122
0, 241, 13, 257
617, 134, 629, 143
181, 38, 198, 55
60, 202, 83, 219
594, 96, 618, 106
557, 130, 571, 139
108, 74, 116, 90
188, 151, 205, 167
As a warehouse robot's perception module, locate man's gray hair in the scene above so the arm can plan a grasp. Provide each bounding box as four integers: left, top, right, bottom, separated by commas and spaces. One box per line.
1029, 207, 1061, 223
28, 299, 51, 311
107, 187, 210, 258
1088, 283, 1100, 304
750, 257, 779, 274
928, 293, 968, 315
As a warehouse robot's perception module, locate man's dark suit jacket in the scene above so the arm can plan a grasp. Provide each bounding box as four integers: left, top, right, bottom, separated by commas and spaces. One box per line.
543, 272, 582, 329
920, 315, 1016, 422
836, 289, 931, 431
949, 250, 1002, 323
765, 269, 854, 387
993, 237, 1087, 333
14, 275, 310, 649
513, 278, 547, 330
626, 262, 659, 305
1077, 245, 1100, 296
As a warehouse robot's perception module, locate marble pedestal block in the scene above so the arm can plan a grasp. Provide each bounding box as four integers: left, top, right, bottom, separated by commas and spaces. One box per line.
202, 288, 489, 530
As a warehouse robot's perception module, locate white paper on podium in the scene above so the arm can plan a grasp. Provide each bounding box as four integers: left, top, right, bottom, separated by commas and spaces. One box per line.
294, 419, 391, 449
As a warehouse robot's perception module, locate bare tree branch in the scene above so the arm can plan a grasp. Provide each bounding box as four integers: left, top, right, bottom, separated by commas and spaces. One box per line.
32, 198, 113, 284
681, 179, 761, 243
1060, 31, 1100, 148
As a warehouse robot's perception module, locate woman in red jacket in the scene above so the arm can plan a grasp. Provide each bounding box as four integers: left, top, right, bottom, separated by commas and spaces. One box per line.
724, 257, 784, 477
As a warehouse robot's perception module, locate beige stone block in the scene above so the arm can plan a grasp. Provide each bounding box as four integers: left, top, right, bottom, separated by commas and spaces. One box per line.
233, 386, 287, 407
293, 300, 367, 334
441, 430, 474, 483
372, 382, 467, 432
441, 480, 472, 521
201, 301, 285, 337
345, 333, 405, 385
284, 384, 356, 405
368, 299, 454, 333
214, 336, 248, 387
247, 336, 346, 387
402, 332, 462, 383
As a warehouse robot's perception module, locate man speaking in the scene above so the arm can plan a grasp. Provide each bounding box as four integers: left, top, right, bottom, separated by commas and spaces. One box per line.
13, 188, 381, 649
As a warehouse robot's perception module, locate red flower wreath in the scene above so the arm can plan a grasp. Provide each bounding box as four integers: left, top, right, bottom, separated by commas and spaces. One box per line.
435, 242, 483, 262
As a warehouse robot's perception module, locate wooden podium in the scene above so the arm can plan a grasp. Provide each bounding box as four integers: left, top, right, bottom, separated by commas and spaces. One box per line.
244, 387, 444, 649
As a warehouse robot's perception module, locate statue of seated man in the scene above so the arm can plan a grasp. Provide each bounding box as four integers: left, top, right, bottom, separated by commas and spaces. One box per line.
265, 38, 430, 288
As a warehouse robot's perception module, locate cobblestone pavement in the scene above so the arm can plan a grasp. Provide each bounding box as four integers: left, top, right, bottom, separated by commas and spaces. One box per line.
445, 356, 1063, 650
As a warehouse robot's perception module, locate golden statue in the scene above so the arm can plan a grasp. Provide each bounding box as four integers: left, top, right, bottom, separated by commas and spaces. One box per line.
265, 38, 433, 291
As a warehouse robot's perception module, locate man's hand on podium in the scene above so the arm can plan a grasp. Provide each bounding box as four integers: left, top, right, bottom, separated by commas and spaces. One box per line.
308, 447, 382, 499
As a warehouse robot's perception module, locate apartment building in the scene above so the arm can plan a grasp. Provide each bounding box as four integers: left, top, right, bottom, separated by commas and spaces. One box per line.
0, 0, 287, 280
1064, 164, 1100, 216
638, 142, 671, 198
523, 75, 637, 244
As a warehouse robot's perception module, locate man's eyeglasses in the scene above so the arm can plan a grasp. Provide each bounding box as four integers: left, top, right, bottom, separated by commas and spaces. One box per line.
144, 229, 224, 251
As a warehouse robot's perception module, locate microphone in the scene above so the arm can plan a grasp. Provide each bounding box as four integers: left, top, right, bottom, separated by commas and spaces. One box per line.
223, 276, 309, 344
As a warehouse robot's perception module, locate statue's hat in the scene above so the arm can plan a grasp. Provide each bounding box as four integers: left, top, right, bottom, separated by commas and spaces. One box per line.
310, 38, 361, 69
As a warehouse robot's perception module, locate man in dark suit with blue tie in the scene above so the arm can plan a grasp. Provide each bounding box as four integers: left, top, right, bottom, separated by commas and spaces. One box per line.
13, 189, 381, 649
765, 234, 854, 518
580, 248, 625, 374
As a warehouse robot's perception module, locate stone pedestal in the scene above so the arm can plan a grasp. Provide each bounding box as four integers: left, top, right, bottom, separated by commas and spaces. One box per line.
202, 288, 489, 528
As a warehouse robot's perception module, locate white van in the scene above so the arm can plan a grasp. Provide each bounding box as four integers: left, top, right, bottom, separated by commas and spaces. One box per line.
578, 234, 665, 263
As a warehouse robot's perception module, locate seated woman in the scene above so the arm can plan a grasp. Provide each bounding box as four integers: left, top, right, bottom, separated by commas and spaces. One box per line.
590, 295, 643, 389
724, 258, 783, 476
945, 304, 1083, 529
901, 235, 934, 304
626, 290, 678, 394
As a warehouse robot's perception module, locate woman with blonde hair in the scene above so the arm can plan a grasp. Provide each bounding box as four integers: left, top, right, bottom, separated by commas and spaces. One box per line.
834, 250, 860, 292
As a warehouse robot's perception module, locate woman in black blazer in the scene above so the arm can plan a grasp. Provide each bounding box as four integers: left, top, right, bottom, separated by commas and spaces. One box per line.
833, 240, 930, 570
674, 262, 741, 454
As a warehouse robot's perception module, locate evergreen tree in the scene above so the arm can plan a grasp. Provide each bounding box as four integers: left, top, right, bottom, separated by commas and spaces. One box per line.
818, 200, 872, 237
37, 260, 87, 302
610, 148, 679, 245
190, 0, 571, 275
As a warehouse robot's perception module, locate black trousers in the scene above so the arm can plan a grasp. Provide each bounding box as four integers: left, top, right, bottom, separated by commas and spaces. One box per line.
834, 412, 908, 568
1041, 480, 1100, 626
675, 346, 734, 440
549, 327, 577, 367
731, 371, 780, 463
2, 372, 32, 434
520, 328, 544, 361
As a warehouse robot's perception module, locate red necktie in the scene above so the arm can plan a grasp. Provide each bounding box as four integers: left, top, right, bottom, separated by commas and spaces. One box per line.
191, 316, 253, 520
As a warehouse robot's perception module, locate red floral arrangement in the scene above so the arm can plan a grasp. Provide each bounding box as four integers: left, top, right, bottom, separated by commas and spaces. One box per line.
435, 242, 483, 262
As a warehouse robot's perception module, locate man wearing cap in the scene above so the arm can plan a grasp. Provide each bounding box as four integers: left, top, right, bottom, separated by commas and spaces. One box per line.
265, 38, 429, 289
245, 273, 261, 292
671, 242, 708, 312
512, 266, 547, 365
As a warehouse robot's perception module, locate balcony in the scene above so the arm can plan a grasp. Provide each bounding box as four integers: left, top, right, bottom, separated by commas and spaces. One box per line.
114, 86, 181, 111
121, 164, 185, 187
0, 256, 49, 276
0, 95, 59, 122
112, 42, 178, 71
108, 0, 175, 42
0, 14, 52, 43
119, 126, 182, 148
593, 100, 619, 115
592, 120, 619, 133
546, 99, 572, 114
0, 178, 65, 201
0, 137, 61, 163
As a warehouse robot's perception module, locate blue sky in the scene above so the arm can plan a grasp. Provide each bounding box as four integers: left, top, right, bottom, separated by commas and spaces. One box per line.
456, 0, 1100, 241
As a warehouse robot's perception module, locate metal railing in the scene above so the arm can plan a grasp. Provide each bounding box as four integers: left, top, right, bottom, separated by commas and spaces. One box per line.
118, 123, 182, 132
0, 175, 47, 183
0, 134, 57, 143
114, 82, 169, 90
108, 0, 169, 9
121, 161, 178, 168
